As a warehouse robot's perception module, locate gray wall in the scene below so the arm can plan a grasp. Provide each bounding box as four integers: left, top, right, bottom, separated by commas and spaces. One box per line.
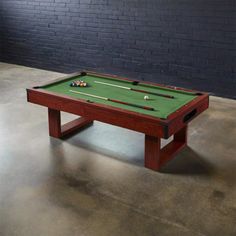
1, 0, 236, 98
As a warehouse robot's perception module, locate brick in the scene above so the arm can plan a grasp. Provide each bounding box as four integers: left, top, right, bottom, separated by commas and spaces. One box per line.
0, 0, 235, 98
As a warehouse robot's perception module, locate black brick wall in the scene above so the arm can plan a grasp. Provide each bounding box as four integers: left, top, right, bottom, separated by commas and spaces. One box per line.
1, 0, 236, 98
0, 2, 3, 59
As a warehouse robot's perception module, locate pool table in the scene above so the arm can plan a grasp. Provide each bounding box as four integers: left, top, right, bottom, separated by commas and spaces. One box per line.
27, 71, 209, 171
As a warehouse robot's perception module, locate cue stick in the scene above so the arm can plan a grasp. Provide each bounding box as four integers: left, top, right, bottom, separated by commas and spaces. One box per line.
94, 81, 174, 99
69, 90, 155, 111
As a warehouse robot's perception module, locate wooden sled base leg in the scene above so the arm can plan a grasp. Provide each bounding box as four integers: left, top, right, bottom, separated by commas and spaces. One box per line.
145, 126, 187, 171
48, 108, 93, 138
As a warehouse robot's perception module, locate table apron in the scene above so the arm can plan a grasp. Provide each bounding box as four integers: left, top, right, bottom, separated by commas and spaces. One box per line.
27, 89, 167, 138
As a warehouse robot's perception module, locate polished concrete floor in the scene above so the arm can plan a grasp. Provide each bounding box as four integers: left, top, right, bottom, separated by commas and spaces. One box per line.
0, 62, 235, 236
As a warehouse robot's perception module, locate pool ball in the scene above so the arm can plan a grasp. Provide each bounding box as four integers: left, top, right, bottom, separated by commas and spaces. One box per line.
70, 80, 87, 87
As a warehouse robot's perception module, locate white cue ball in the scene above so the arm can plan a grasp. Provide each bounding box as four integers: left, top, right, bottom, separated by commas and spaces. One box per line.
144, 95, 149, 100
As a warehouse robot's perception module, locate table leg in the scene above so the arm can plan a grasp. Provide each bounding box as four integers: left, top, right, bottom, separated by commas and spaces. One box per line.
48, 108, 93, 138
145, 126, 187, 171
145, 135, 161, 170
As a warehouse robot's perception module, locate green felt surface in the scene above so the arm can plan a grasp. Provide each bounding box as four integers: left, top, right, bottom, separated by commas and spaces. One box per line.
42, 74, 197, 119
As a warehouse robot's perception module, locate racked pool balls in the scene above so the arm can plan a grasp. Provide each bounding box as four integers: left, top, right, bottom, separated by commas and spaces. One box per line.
70, 80, 87, 87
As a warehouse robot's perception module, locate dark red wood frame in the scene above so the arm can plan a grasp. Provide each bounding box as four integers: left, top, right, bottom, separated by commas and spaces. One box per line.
27, 71, 209, 171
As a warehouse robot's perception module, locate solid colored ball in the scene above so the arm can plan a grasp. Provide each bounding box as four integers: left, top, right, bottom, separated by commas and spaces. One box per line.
144, 95, 149, 100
